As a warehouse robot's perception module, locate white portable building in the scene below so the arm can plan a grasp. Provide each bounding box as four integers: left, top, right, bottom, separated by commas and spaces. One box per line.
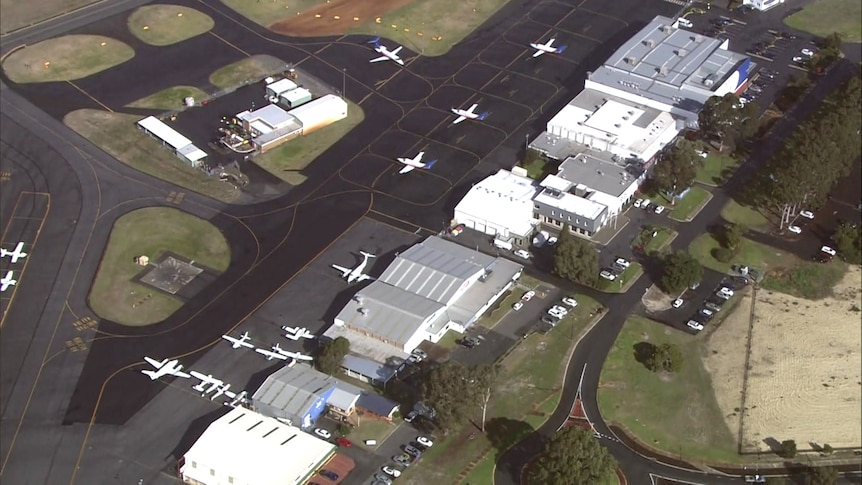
289, 94, 348, 133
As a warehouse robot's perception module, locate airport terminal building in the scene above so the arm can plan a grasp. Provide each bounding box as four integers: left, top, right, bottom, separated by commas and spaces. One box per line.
327, 236, 522, 359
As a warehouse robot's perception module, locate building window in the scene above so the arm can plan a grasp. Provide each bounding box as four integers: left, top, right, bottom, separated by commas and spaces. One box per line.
551, 210, 555, 216
534, 204, 540, 210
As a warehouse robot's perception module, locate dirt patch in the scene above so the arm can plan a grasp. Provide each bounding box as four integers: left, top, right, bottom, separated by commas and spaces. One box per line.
269, 0, 413, 36
642, 284, 675, 312
705, 266, 862, 452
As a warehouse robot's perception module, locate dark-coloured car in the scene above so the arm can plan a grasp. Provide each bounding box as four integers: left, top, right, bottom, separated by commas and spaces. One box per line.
460, 336, 481, 348
319, 470, 339, 481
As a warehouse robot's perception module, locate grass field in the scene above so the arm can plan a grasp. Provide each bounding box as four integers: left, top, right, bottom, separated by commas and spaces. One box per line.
689, 232, 799, 274
669, 186, 711, 222
252, 100, 365, 185
126, 86, 209, 111
720, 199, 770, 232
597, 316, 740, 463
88, 207, 230, 325
63, 110, 241, 203
760, 260, 847, 299
2, 35, 133, 83
0, 0, 98, 34
597, 262, 642, 293
127, 5, 215, 46
695, 151, 741, 186
643, 227, 675, 255
405, 294, 605, 484
209, 55, 289, 90
351, 0, 512, 56
784, 0, 862, 42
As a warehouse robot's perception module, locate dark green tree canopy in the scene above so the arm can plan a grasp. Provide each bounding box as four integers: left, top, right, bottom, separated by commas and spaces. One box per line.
806, 465, 839, 485
698, 93, 759, 149
651, 140, 701, 194
421, 361, 474, 432
316, 336, 350, 375
553, 235, 599, 286
660, 251, 704, 293
528, 427, 617, 485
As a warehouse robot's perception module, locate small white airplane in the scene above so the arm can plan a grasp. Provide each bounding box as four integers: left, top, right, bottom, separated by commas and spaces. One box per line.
368, 37, 404, 65
332, 251, 375, 284
1, 242, 27, 264
210, 383, 233, 401
529, 38, 567, 58
255, 347, 289, 361
141, 357, 191, 380
282, 325, 314, 341
226, 390, 247, 408
396, 151, 437, 174
274, 346, 314, 362
0, 271, 16, 292
451, 104, 488, 125
222, 331, 254, 349
190, 371, 222, 393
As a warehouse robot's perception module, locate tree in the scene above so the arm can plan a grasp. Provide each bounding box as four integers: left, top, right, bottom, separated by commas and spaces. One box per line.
553, 236, 599, 286
472, 364, 499, 433
821, 443, 834, 455
805, 465, 839, 485
644, 343, 684, 373
698, 93, 760, 150
421, 361, 473, 432
651, 140, 701, 195
528, 427, 617, 485
661, 251, 704, 293
777, 439, 797, 458
833, 223, 862, 264
723, 223, 744, 251
316, 337, 350, 375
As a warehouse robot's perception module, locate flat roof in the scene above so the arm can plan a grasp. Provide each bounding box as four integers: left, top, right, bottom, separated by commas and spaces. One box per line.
341, 354, 396, 383
237, 104, 296, 130
534, 185, 607, 220
447, 257, 522, 326
177, 144, 207, 162
557, 152, 641, 198
281, 87, 312, 102
335, 281, 444, 346
454, 169, 539, 237
267, 78, 297, 94
137, 116, 193, 150
323, 324, 409, 362
182, 407, 334, 485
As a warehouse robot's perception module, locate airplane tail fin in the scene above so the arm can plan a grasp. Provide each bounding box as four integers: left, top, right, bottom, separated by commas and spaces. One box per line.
478, 112, 489, 121
425, 160, 437, 169
0, 249, 7, 257
556, 45, 568, 53
367, 36, 381, 45
141, 370, 157, 380
359, 251, 376, 258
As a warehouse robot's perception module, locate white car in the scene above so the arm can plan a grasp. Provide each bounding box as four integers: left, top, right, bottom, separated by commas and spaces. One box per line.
654, 205, 665, 215
547, 236, 558, 246
561, 297, 578, 307
799, 210, 814, 219
514, 249, 531, 260
697, 150, 709, 159
416, 436, 434, 448
522, 290, 536, 301
800, 48, 816, 57
614, 258, 630, 269
382, 466, 402, 478
547, 308, 566, 319
600, 270, 616, 281
550, 305, 568, 315
634, 198, 645, 208
314, 428, 331, 439
821, 245, 837, 256
716, 290, 732, 300
687, 320, 704, 331
792, 55, 806, 63
672, 298, 684, 309
512, 302, 524, 311
699, 308, 714, 318
788, 225, 802, 234
719, 287, 734, 297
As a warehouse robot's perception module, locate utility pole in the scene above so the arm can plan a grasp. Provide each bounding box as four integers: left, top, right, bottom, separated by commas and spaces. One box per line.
342, 68, 346, 99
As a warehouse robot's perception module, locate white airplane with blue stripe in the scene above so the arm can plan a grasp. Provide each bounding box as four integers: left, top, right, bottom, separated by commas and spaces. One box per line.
530, 38, 567, 57
368, 37, 404, 65
396, 151, 437, 174
451, 104, 488, 125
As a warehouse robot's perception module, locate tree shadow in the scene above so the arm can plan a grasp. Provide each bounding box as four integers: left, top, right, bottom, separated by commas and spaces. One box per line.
485, 417, 534, 456
633, 342, 657, 369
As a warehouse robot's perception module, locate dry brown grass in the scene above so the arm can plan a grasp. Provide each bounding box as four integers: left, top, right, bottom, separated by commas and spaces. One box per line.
2, 35, 134, 83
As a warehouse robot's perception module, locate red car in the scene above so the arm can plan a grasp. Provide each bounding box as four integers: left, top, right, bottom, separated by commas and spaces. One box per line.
335, 437, 352, 447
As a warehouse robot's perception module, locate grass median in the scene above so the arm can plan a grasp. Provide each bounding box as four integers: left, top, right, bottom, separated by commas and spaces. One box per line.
2, 35, 133, 83
689, 232, 799, 275
88, 207, 230, 326
126, 85, 209, 111
127, 5, 214, 46
669, 186, 711, 222
209, 54, 288, 90
695, 151, 741, 186
784, 0, 862, 42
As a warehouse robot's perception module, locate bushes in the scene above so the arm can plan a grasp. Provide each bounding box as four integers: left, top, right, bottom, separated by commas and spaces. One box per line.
713, 247, 735, 263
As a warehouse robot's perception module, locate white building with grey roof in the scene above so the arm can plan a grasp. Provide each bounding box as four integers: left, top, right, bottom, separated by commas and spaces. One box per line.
329, 236, 522, 358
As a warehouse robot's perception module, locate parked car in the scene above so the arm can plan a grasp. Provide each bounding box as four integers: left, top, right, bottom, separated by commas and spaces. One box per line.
335, 437, 352, 447
716, 290, 732, 300
800, 48, 816, 57
404, 445, 423, 458
699, 308, 714, 319
653, 205, 665, 215
522, 290, 536, 301
672, 298, 684, 309
416, 436, 434, 448
547, 236, 558, 246
799, 210, 815, 219
319, 470, 339, 481
677, 18, 693, 28
541, 315, 560, 326
513, 249, 531, 260
778, 31, 797, 40
615, 258, 631, 269
460, 336, 482, 348
561, 297, 578, 307
547, 308, 566, 319
449, 224, 464, 237
373, 473, 393, 485
704, 302, 722, 313
821, 245, 837, 256
550, 304, 568, 315
788, 225, 802, 234
634, 198, 646, 208
719, 286, 735, 297
512, 301, 524, 311
599, 270, 617, 281
410, 349, 427, 362
382, 466, 402, 478
314, 428, 331, 440
393, 454, 412, 467
404, 411, 419, 423
687, 320, 704, 331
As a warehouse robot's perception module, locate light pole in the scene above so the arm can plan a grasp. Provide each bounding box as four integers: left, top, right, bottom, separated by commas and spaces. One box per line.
342, 68, 346, 99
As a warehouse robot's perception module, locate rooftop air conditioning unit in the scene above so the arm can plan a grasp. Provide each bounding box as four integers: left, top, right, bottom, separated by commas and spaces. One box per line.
661, 25, 672, 34
359, 308, 369, 316
625, 56, 637, 65
644, 39, 655, 48
658, 65, 669, 76
676, 48, 687, 57
695, 34, 704, 43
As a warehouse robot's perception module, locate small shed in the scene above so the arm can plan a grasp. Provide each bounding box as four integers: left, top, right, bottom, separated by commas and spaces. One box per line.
279, 87, 312, 109
266, 78, 298, 101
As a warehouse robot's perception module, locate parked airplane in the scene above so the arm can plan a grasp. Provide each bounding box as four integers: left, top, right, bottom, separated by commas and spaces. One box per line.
529, 38, 567, 57
282, 325, 315, 340
190, 371, 222, 393
0, 271, 16, 292
450, 104, 488, 125
395, 151, 437, 174
367, 37, 404, 65
222, 331, 254, 349
332, 251, 375, 283
141, 357, 191, 380
226, 390, 247, 408
255, 347, 289, 361
274, 346, 314, 361
1, 242, 27, 264
210, 383, 233, 401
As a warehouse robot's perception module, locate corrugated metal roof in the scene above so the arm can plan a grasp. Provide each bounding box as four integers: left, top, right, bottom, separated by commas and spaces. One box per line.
252, 365, 362, 416
380, 240, 486, 304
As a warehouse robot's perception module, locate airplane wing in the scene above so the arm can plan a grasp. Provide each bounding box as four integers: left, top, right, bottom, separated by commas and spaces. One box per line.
141, 369, 162, 380
467, 103, 478, 114
369, 55, 390, 63
172, 370, 191, 379
331, 264, 351, 277
190, 371, 219, 385
356, 274, 373, 283
452, 115, 467, 125
391, 46, 403, 55
399, 165, 415, 174
0, 279, 14, 292
546, 39, 555, 47
222, 335, 238, 345
532, 49, 546, 58
143, 357, 165, 369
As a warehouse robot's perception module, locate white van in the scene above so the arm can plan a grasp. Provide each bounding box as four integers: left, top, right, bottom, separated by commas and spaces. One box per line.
677, 18, 693, 28
493, 239, 513, 251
